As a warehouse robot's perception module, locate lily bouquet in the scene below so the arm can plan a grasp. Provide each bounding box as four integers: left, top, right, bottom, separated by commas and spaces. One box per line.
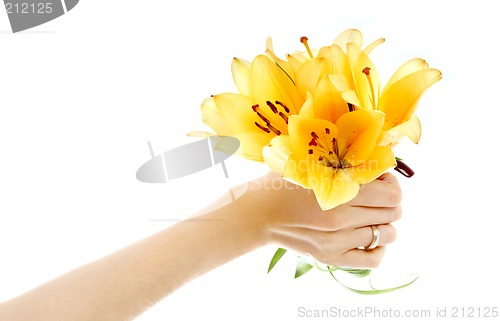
199, 29, 441, 293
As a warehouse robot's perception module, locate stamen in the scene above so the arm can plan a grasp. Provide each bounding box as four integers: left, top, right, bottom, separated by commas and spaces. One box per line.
362, 67, 376, 109
255, 122, 270, 133
308, 149, 313, 154
325, 128, 330, 135
311, 132, 319, 140
332, 137, 338, 156
267, 123, 281, 136
300, 36, 314, 59
275, 101, 290, 113
308, 139, 318, 147
256, 111, 270, 124
266, 101, 278, 114
252, 102, 286, 135
279, 112, 288, 124
348, 103, 355, 112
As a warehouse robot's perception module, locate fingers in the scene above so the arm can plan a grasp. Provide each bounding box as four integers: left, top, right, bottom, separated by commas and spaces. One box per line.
285, 202, 401, 232
345, 224, 397, 249
338, 247, 386, 268
347, 172, 402, 208
272, 223, 397, 269
286, 173, 402, 231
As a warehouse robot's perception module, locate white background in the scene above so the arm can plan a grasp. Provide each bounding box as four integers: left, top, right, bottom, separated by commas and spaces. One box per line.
0, 1, 498, 320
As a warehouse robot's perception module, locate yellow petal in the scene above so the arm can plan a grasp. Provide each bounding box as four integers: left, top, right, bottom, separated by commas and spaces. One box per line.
333, 29, 363, 51
232, 132, 271, 161
341, 90, 363, 109
378, 116, 422, 147
363, 37, 385, 55
379, 68, 442, 129
385, 58, 429, 89
347, 42, 381, 110
296, 57, 327, 99
312, 76, 350, 123
329, 74, 353, 93
263, 135, 292, 174
298, 92, 315, 119
231, 58, 252, 97
265, 37, 296, 84
317, 44, 349, 75
251, 55, 303, 114
213, 93, 260, 134
286, 52, 310, 78
200, 96, 232, 136
343, 146, 396, 184
336, 109, 384, 165
309, 167, 360, 210
282, 155, 310, 188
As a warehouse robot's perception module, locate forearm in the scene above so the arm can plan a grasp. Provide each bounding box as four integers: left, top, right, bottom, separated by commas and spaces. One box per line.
0, 192, 266, 321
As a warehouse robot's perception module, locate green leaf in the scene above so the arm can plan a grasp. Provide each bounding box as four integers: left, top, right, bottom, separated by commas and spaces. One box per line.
294, 256, 314, 279
327, 266, 419, 295
338, 267, 372, 278
267, 248, 287, 273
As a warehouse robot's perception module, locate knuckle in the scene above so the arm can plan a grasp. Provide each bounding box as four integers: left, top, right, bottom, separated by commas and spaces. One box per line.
384, 225, 397, 243
326, 214, 345, 230
364, 252, 385, 268
389, 206, 403, 222
365, 257, 382, 268
388, 185, 403, 206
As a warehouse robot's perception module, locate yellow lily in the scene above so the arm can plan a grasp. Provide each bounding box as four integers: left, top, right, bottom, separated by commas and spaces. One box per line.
330, 41, 442, 147
201, 30, 361, 161
263, 107, 396, 210
263, 29, 385, 124
201, 54, 303, 161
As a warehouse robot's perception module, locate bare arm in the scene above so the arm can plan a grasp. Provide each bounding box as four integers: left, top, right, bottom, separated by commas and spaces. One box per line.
0, 172, 402, 321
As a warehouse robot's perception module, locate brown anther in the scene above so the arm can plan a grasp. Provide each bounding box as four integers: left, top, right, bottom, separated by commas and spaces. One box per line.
311, 132, 319, 139
251, 104, 259, 112
267, 123, 281, 136
279, 112, 288, 124
362, 67, 371, 75
275, 101, 290, 113
308, 139, 318, 147
308, 149, 313, 154
256, 111, 270, 124
325, 128, 330, 134
266, 101, 278, 114
255, 122, 270, 133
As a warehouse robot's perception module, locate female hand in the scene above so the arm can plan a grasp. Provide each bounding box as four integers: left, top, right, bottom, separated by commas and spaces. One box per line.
241, 171, 402, 268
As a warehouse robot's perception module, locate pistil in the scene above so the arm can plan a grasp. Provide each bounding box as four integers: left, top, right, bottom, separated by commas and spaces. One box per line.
362, 67, 376, 109
300, 36, 314, 59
